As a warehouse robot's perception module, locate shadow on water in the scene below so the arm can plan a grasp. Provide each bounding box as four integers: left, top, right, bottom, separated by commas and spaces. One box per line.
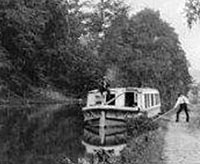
0, 104, 85, 164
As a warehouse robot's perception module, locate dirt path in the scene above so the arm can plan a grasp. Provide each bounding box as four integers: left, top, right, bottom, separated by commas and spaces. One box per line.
162, 106, 200, 164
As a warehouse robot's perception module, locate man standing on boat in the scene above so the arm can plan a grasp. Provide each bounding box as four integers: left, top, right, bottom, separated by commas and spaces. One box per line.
98, 76, 110, 97
173, 93, 190, 122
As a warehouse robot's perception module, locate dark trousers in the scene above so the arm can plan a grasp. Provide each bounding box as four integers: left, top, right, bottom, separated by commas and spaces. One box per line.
176, 103, 189, 122
99, 86, 110, 97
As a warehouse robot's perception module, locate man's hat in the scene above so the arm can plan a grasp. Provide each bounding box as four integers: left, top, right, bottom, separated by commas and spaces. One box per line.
178, 92, 182, 97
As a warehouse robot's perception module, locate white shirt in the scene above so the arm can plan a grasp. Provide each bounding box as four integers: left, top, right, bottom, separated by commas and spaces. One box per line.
174, 95, 190, 109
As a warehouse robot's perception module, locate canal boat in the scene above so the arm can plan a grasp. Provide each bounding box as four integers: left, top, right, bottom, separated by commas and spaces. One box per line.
82, 125, 127, 156
82, 87, 161, 126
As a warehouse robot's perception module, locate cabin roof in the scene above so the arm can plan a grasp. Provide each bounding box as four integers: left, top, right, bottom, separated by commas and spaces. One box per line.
89, 87, 159, 94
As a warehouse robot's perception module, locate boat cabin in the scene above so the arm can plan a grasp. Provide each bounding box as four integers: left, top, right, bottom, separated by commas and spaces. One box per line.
87, 88, 138, 107
86, 87, 161, 114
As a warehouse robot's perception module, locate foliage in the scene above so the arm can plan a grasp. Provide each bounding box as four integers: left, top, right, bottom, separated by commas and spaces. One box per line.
126, 115, 159, 137
0, 0, 192, 106
189, 83, 200, 103
99, 8, 192, 110
185, 0, 200, 28
0, 0, 103, 97
80, 0, 129, 51
118, 128, 165, 164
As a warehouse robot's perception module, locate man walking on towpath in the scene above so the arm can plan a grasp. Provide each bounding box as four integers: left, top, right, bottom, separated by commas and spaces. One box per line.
173, 93, 190, 122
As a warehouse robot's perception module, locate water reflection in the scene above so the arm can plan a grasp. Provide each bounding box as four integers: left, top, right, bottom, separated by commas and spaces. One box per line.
0, 104, 128, 164
0, 104, 84, 164
82, 124, 127, 163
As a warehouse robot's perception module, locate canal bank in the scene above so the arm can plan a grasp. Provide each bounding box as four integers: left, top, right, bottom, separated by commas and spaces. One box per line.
1, 103, 199, 164
0, 103, 166, 164
0, 87, 83, 106
119, 104, 200, 164
105, 116, 167, 164
161, 104, 200, 164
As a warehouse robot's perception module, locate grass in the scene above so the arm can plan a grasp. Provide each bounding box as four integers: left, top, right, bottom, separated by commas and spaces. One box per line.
186, 104, 200, 131
74, 116, 168, 164
118, 128, 166, 164
106, 116, 168, 164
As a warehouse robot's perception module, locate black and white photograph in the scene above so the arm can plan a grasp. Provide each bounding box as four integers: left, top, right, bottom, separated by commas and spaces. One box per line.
0, 0, 200, 163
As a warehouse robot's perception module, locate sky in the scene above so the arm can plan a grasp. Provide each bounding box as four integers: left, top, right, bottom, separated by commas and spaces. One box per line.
125, 0, 200, 71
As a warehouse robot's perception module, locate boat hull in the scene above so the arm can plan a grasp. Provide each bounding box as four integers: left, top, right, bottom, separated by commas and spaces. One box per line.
82, 106, 142, 127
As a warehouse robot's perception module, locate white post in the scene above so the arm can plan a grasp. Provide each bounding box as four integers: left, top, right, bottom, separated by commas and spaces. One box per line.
99, 126, 105, 144
100, 111, 106, 127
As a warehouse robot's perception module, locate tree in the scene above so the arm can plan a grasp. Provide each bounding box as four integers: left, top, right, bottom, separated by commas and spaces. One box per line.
0, 0, 192, 103
189, 83, 199, 103
81, 0, 129, 48
100, 8, 192, 110
0, 0, 103, 97
185, 0, 200, 28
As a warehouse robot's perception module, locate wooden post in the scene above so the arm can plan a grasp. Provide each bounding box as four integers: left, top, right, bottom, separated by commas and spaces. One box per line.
100, 111, 106, 127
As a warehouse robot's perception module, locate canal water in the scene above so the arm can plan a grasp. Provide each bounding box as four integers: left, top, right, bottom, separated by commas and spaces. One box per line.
0, 104, 128, 164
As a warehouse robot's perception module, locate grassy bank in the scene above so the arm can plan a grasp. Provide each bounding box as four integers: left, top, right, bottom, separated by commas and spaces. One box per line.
187, 104, 200, 131
107, 117, 168, 164
118, 128, 165, 164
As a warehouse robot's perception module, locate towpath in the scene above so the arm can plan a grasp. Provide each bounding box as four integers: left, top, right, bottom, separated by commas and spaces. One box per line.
161, 105, 200, 164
